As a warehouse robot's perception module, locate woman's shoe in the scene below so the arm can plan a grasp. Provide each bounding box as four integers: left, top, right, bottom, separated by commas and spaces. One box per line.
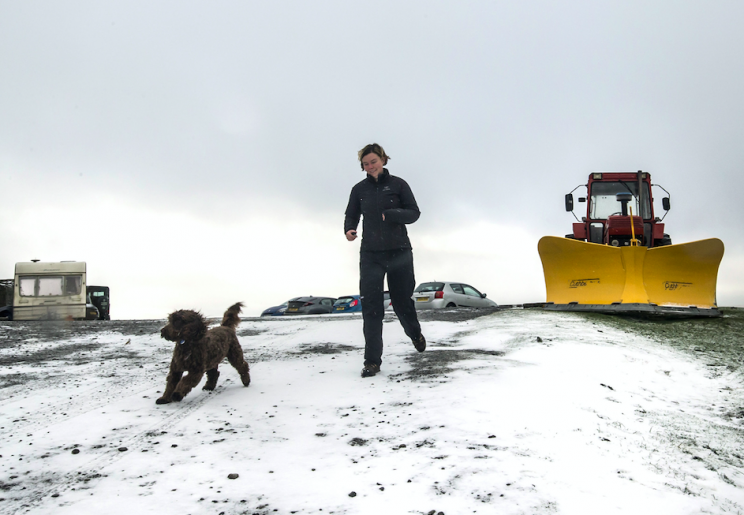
361, 363, 381, 377
413, 334, 426, 352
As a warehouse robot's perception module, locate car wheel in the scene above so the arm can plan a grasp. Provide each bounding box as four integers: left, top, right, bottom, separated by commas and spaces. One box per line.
446, 303, 456, 308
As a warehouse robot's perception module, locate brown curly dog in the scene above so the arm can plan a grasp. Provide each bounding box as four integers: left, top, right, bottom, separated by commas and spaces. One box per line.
156, 302, 251, 404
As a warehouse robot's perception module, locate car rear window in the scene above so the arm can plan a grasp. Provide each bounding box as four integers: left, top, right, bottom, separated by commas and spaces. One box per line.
415, 282, 444, 293
334, 297, 355, 306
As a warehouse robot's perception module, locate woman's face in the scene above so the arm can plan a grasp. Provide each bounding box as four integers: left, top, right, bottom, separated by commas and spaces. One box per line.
361, 152, 385, 178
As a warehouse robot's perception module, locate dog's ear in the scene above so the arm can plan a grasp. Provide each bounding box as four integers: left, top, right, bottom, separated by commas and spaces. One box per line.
179, 316, 208, 343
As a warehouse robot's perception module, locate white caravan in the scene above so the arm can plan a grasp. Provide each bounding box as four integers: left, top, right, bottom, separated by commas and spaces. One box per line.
13, 261, 87, 320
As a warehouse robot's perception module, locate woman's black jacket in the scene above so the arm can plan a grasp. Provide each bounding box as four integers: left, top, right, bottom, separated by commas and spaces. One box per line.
344, 169, 420, 252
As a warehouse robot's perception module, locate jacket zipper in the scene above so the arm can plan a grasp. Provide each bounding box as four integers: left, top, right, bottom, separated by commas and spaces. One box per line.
376, 181, 382, 239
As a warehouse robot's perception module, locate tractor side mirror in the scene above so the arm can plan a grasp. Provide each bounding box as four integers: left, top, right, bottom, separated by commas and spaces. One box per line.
662, 197, 670, 211
565, 194, 574, 212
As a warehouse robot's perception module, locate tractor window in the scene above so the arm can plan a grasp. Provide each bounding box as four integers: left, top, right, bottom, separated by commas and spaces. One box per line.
589, 182, 651, 220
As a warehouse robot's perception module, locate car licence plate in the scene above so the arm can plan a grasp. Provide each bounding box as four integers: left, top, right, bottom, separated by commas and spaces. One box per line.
287, 308, 298, 312
416, 297, 429, 302
337, 307, 345, 310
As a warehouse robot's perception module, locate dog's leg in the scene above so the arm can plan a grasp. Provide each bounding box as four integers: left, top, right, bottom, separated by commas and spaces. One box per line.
172, 370, 204, 401
203, 368, 220, 391
227, 342, 251, 387
156, 368, 183, 404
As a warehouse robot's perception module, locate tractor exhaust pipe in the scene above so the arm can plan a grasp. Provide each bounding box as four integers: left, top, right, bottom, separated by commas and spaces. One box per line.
637, 170, 643, 218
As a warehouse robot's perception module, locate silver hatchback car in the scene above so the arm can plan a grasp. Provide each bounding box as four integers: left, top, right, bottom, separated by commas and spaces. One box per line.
412, 281, 498, 309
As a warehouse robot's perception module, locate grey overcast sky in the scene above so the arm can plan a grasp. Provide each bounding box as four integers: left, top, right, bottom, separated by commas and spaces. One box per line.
2, 1, 743, 318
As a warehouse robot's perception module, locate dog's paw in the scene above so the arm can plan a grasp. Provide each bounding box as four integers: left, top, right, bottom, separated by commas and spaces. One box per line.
171, 392, 183, 402
202, 384, 216, 391
241, 374, 251, 387
155, 397, 171, 405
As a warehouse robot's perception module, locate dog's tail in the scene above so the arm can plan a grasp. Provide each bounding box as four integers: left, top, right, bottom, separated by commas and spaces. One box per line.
221, 302, 243, 330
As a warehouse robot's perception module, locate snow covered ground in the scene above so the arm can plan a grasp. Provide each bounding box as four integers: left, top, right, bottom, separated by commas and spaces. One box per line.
1, 309, 743, 515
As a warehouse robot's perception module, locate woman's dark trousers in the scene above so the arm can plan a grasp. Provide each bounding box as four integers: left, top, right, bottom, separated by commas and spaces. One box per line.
360, 249, 422, 366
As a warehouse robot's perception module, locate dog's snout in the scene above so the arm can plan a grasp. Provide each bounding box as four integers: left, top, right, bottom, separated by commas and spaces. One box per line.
161, 326, 175, 340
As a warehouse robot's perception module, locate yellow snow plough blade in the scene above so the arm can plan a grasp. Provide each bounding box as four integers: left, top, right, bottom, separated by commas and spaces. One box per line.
537, 236, 724, 317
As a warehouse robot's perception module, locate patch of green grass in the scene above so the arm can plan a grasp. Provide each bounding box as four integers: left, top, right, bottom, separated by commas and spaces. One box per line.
581, 307, 744, 372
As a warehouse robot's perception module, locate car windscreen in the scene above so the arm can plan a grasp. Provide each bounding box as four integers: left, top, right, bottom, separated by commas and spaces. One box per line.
334, 297, 355, 306
415, 282, 444, 292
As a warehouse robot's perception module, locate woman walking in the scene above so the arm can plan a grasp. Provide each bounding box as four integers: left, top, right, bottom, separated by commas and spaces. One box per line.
344, 143, 426, 377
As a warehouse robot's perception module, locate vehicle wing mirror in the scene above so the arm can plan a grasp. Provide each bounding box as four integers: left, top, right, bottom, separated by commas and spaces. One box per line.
565, 193, 574, 212
481, 293, 487, 298
662, 197, 670, 211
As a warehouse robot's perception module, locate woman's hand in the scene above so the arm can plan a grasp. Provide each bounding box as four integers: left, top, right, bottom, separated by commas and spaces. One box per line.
346, 230, 358, 241
382, 213, 385, 221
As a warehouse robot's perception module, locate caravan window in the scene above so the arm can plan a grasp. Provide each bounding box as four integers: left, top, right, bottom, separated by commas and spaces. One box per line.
19, 277, 37, 297
18, 275, 83, 297
64, 276, 82, 295
38, 277, 64, 296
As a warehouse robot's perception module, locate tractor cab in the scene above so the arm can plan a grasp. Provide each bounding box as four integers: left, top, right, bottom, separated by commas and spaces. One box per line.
565, 171, 672, 247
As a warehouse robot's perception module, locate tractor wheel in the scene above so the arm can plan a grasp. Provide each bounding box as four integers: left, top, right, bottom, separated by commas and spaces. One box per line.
655, 234, 673, 247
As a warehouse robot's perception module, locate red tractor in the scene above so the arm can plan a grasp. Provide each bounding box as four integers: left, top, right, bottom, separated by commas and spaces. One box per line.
564, 170, 672, 248
538, 170, 724, 317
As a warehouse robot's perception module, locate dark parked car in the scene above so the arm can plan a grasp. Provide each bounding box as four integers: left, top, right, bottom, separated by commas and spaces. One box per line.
87, 285, 110, 320
284, 297, 337, 315
332, 295, 362, 313
261, 297, 301, 317
85, 294, 100, 320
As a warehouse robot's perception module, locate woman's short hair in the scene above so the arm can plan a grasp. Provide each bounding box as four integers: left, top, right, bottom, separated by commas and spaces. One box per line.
358, 143, 390, 169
